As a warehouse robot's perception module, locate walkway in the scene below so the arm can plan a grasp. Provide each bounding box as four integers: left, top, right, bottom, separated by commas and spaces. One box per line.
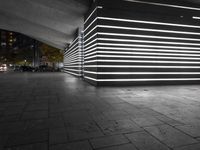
0, 72, 200, 150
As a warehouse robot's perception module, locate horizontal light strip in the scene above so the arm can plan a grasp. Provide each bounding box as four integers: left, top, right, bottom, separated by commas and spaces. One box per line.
66, 45, 79, 54
64, 70, 81, 76
66, 49, 79, 57
84, 59, 200, 64
85, 76, 200, 82
84, 6, 102, 24
84, 18, 97, 32
97, 43, 200, 50
65, 68, 82, 72
67, 49, 82, 58
84, 38, 97, 48
98, 17, 200, 29
84, 71, 200, 75
193, 16, 200, 20
84, 25, 98, 38
69, 36, 81, 47
98, 25, 200, 36
65, 65, 83, 68
85, 43, 98, 51
64, 63, 82, 65
125, 0, 200, 11
85, 54, 200, 60
84, 65, 200, 68
84, 47, 200, 56
95, 47, 200, 54
92, 51, 200, 57
84, 33, 98, 44
98, 32, 200, 42
98, 38, 200, 46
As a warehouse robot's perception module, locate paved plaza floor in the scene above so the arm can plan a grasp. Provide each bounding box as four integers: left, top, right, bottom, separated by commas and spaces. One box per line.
0, 72, 200, 150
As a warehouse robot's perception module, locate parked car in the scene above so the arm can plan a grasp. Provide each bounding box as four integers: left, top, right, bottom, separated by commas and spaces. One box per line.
0, 64, 7, 72
36, 65, 55, 72
19, 66, 35, 72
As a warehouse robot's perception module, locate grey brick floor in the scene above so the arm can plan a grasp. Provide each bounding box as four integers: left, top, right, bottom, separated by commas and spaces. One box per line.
0, 72, 200, 150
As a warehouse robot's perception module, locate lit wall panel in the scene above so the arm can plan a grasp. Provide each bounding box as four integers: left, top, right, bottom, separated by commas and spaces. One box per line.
64, 30, 83, 77
84, 0, 200, 85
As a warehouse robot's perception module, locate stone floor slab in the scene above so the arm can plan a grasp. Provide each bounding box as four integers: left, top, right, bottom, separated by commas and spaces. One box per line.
144, 124, 198, 148
1, 73, 200, 150
49, 141, 92, 150
126, 131, 170, 150
90, 135, 129, 149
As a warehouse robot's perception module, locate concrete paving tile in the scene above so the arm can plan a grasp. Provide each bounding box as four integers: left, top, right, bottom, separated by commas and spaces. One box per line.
98, 143, 137, 150
4, 106, 24, 115
144, 124, 198, 148
154, 115, 184, 126
6, 130, 48, 147
174, 143, 200, 150
97, 119, 142, 135
1, 73, 200, 148
175, 125, 200, 138
4, 142, 48, 150
24, 117, 65, 131
49, 128, 68, 145
25, 102, 48, 111
67, 121, 104, 141
90, 135, 129, 149
0, 115, 20, 123
49, 140, 92, 150
126, 131, 170, 150
21, 111, 48, 120
0, 135, 9, 149
132, 117, 165, 127
0, 122, 25, 134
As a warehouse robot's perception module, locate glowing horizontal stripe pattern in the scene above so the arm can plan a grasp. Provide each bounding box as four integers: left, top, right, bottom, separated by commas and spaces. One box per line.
83, 0, 200, 85
64, 35, 83, 77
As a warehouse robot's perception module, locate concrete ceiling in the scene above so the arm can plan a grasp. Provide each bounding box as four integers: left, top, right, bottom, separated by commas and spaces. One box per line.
0, 0, 200, 49
0, 0, 90, 49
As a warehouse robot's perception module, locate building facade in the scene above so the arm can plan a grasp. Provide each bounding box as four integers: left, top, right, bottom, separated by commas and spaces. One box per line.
65, 0, 200, 86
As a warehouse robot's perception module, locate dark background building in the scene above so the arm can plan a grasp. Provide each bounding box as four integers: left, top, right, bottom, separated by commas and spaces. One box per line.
0, 29, 40, 66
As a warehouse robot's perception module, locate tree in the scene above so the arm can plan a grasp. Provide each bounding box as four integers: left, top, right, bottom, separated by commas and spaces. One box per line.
39, 44, 63, 63
2, 48, 33, 65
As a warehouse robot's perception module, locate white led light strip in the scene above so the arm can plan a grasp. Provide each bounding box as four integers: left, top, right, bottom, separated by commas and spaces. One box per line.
64, 70, 81, 76
125, 0, 200, 11
84, 65, 200, 68
98, 38, 200, 46
84, 76, 200, 82
64, 62, 82, 66
98, 25, 200, 36
84, 47, 200, 56
66, 49, 79, 58
84, 6, 103, 24
84, 71, 200, 75
98, 17, 200, 29
97, 43, 200, 50
84, 33, 98, 44
65, 68, 82, 72
84, 38, 97, 48
93, 51, 200, 57
85, 54, 200, 60
84, 21, 200, 38
98, 32, 200, 42
92, 47, 200, 54
84, 59, 200, 64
